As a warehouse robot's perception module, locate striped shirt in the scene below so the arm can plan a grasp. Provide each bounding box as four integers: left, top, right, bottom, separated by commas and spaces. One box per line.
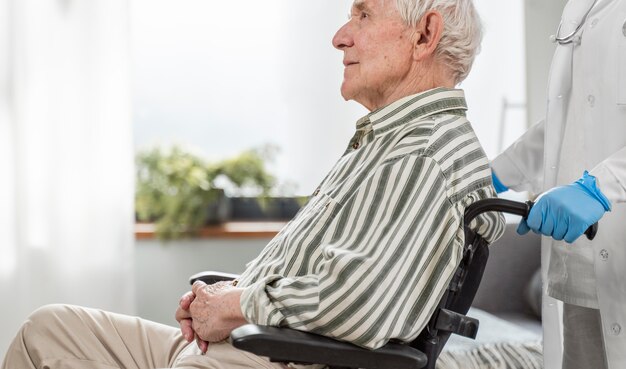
238, 88, 505, 350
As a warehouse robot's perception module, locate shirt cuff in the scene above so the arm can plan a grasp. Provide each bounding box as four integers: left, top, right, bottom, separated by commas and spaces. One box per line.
240, 275, 285, 327
577, 171, 612, 211
590, 165, 626, 204
491, 151, 540, 193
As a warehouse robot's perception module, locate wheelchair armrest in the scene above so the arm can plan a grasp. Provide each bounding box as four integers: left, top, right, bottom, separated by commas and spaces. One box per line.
189, 271, 240, 285
435, 308, 479, 339
230, 324, 428, 369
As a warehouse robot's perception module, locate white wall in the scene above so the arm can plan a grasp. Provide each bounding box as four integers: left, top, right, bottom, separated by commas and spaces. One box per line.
135, 238, 268, 325
524, 0, 568, 127
463, 0, 527, 158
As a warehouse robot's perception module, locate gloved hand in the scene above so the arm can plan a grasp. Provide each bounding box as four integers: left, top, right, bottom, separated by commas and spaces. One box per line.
517, 171, 611, 243
491, 170, 509, 194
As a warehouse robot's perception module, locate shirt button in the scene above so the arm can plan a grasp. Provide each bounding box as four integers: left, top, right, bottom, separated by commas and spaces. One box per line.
313, 188, 320, 196
612, 323, 622, 335
590, 18, 599, 28
587, 95, 596, 107
352, 141, 360, 150
600, 249, 609, 261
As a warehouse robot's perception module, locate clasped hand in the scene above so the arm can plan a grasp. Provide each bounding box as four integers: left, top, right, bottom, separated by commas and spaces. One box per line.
175, 280, 246, 353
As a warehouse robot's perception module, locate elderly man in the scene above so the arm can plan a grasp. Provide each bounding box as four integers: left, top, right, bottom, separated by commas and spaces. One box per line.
2, 0, 503, 368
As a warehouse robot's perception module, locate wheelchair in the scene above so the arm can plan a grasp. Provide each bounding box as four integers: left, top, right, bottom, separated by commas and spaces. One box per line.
189, 198, 597, 369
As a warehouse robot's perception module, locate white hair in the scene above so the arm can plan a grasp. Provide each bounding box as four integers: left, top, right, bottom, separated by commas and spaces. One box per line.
395, 0, 483, 84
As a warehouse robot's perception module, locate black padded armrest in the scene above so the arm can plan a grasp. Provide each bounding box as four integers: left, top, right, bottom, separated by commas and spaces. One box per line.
189, 271, 239, 285
230, 324, 427, 369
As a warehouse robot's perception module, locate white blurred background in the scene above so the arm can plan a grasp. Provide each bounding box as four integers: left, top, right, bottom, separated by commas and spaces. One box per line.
0, 0, 565, 355
131, 0, 527, 194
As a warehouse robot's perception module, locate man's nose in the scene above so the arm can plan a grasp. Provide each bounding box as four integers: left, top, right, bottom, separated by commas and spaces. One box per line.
332, 22, 353, 50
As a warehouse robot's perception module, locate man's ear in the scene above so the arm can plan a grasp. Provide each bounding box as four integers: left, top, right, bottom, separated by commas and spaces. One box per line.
412, 10, 444, 61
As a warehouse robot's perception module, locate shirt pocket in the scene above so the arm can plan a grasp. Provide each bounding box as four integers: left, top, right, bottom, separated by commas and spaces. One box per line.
286, 192, 341, 236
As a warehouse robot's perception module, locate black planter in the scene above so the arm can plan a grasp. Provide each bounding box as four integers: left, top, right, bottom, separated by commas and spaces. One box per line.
205, 189, 233, 224
230, 197, 304, 221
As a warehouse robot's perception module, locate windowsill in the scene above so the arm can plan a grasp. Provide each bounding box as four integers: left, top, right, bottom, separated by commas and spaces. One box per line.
135, 221, 287, 240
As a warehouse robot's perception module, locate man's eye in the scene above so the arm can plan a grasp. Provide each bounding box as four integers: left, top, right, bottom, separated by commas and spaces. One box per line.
360, 12, 369, 20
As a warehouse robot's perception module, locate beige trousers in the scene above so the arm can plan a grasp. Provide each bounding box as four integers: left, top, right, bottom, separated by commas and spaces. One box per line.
1, 304, 287, 369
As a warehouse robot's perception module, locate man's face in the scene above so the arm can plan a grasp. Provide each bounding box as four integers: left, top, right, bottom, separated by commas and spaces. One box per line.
333, 0, 415, 110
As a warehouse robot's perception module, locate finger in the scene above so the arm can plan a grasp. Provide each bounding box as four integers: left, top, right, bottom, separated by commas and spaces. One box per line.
180, 319, 194, 342
179, 291, 195, 310
538, 211, 555, 237
552, 218, 568, 241
189, 298, 201, 316
175, 305, 192, 323
564, 224, 585, 244
516, 219, 531, 235
192, 280, 207, 295
525, 205, 543, 232
196, 335, 208, 354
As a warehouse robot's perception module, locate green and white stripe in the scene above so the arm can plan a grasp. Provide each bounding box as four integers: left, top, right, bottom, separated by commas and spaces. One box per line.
238, 88, 505, 350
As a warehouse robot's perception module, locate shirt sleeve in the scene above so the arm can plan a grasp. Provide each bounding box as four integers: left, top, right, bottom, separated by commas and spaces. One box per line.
240, 154, 488, 349
491, 119, 545, 194
590, 146, 626, 204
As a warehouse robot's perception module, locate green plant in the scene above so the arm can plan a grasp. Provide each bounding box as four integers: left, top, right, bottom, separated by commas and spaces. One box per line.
135, 145, 276, 239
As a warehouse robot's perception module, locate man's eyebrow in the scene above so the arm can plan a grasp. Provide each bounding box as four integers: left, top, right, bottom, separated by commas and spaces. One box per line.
352, 0, 368, 11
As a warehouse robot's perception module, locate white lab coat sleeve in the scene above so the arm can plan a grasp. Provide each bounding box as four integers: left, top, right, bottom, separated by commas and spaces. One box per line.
590, 146, 626, 204
491, 119, 545, 194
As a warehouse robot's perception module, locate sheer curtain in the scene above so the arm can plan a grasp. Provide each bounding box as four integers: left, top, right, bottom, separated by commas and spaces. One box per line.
0, 0, 135, 354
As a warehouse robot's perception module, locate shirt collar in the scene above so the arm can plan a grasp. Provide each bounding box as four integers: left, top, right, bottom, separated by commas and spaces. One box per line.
355, 88, 468, 137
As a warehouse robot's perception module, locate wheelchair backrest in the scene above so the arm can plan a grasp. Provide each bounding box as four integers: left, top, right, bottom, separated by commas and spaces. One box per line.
410, 227, 490, 369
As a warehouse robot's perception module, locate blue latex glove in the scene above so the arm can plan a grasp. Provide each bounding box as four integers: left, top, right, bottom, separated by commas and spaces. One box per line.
491, 170, 509, 194
517, 171, 611, 243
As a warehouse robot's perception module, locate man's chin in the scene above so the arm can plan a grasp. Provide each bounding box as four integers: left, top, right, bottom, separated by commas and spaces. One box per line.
340, 84, 356, 102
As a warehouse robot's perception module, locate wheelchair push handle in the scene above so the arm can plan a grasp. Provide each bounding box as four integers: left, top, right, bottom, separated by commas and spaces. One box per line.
464, 199, 597, 240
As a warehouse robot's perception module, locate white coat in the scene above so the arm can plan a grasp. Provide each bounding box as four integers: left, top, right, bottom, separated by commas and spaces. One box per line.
491, 0, 626, 368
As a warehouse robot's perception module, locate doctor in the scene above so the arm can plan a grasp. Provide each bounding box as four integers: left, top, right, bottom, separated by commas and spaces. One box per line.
491, 0, 626, 368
